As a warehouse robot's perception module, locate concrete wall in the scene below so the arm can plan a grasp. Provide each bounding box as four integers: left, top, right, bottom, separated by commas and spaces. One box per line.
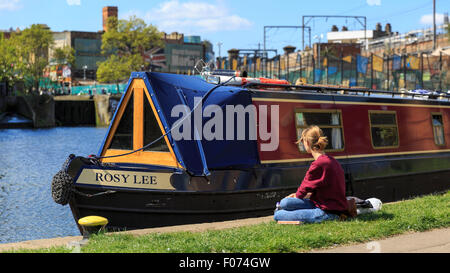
94, 94, 121, 127
54, 96, 95, 126
0, 95, 55, 128
1, 94, 121, 128
22, 94, 55, 128
93, 95, 111, 127
54, 94, 121, 127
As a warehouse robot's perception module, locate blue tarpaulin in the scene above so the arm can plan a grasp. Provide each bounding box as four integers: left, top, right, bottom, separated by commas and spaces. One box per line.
140, 72, 260, 176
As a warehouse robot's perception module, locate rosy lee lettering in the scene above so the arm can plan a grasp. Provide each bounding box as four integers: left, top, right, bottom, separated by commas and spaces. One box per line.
95, 173, 157, 185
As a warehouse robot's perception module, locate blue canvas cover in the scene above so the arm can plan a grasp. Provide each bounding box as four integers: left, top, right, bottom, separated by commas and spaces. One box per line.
138, 72, 259, 176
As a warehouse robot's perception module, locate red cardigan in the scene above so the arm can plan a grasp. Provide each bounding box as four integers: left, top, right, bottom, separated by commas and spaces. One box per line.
296, 154, 348, 213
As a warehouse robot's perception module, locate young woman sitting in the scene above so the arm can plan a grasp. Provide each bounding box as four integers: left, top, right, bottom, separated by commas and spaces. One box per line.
274, 125, 349, 223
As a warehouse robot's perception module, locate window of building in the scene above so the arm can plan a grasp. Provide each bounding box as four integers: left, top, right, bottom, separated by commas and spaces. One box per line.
431, 113, 445, 146
294, 110, 344, 152
369, 111, 399, 148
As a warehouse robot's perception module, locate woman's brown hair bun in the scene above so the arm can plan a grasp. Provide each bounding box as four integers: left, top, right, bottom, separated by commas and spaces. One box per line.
296, 125, 328, 151
315, 135, 328, 150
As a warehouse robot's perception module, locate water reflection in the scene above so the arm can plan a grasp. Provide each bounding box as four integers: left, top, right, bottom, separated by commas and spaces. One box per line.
0, 127, 107, 243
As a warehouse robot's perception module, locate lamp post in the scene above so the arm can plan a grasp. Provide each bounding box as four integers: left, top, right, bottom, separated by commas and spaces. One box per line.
83, 65, 87, 80
217, 42, 223, 69
190, 56, 196, 75
433, 0, 436, 50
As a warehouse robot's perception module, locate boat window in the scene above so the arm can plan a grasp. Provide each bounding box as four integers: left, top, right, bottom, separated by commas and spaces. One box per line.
369, 111, 399, 148
294, 110, 344, 152
143, 96, 170, 152
431, 113, 445, 146
109, 93, 134, 150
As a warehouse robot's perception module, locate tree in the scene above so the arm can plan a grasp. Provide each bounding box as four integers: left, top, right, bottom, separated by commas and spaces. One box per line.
52, 45, 75, 67
15, 24, 54, 92
96, 55, 131, 93
0, 32, 19, 91
97, 16, 164, 84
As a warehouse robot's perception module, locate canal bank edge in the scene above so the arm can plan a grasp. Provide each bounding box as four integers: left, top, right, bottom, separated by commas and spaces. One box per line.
0, 216, 274, 252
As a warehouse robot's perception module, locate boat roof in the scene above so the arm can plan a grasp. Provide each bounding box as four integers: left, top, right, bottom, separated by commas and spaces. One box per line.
98, 72, 259, 176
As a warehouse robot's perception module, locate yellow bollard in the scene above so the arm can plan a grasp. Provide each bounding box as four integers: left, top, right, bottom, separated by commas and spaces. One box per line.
78, 216, 108, 239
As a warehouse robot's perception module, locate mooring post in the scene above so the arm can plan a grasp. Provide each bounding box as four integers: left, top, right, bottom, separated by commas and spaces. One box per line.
78, 216, 109, 240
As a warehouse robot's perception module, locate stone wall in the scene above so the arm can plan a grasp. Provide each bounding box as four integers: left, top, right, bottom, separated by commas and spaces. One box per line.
0, 94, 55, 128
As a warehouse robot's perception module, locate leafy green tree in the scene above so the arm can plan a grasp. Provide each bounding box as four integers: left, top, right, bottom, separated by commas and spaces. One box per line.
97, 16, 164, 84
15, 24, 54, 92
52, 45, 75, 67
0, 33, 19, 91
96, 55, 131, 93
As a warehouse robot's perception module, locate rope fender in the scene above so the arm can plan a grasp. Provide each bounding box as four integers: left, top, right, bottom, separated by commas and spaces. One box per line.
51, 154, 76, 205
51, 154, 116, 205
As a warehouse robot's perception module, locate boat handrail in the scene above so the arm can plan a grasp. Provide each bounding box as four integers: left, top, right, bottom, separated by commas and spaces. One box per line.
243, 82, 450, 102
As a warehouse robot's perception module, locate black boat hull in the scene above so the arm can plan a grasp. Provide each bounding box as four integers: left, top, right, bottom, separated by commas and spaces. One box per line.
68, 152, 450, 233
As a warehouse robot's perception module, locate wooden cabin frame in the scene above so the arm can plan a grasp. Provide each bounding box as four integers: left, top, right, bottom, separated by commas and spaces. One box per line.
100, 79, 182, 168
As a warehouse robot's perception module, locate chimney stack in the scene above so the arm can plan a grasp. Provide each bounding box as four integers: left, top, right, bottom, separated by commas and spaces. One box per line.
103, 6, 118, 32
385, 23, 392, 34
283, 45, 296, 55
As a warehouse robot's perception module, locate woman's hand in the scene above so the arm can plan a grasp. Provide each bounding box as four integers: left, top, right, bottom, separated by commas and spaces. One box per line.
286, 192, 312, 199
286, 193, 297, 198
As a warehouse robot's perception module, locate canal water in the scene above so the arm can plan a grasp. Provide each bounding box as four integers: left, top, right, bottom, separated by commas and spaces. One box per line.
0, 127, 107, 244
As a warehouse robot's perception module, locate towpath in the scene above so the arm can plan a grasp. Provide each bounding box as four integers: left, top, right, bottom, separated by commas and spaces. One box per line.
312, 227, 450, 253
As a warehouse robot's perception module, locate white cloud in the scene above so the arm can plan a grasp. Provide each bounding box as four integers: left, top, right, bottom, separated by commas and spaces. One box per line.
0, 0, 22, 11
420, 13, 445, 25
66, 0, 81, 6
124, 0, 252, 34
367, 0, 381, 6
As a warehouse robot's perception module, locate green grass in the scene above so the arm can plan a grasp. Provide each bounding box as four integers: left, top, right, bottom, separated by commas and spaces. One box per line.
9, 190, 450, 253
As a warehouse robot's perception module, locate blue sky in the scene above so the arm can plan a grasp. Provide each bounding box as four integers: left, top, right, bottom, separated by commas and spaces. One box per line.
0, 0, 449, 57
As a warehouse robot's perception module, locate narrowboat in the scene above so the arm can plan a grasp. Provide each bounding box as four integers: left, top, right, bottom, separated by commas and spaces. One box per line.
52, 71, 450, 232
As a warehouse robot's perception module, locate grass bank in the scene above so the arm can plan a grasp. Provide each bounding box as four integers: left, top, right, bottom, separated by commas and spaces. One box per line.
10, 190, 450, 253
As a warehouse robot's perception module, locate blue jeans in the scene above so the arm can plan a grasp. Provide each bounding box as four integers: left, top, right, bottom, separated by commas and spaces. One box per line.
274, 198, 339, 223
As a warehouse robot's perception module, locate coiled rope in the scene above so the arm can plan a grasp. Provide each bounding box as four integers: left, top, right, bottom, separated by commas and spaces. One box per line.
51, 154, 76, 205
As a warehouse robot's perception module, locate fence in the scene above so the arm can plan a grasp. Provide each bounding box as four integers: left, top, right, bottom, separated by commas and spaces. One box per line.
71, 83, 127, 95
39, 79, 127, 95
220, 51, 450, 91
